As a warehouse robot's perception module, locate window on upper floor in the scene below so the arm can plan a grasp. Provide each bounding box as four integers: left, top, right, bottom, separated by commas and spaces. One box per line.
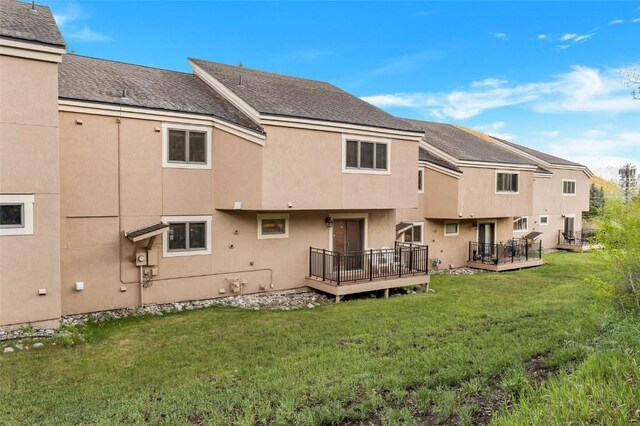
162, 123, 212, 169
418, 169, 424, 193
496, 172, 519, 193
257, 214, 289, 239
343, 136, 390, 174
0, 194, 34, 236
562, 179, 576, 195
513, 216, 528, 232
162, 215, 212, 257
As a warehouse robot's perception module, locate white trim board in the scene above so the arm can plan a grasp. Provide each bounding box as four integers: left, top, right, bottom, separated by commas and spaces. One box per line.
58, 100, 266, 146
0, 38, 65, 63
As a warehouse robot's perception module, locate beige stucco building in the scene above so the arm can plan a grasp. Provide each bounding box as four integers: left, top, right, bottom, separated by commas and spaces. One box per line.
0, 0, 590, 327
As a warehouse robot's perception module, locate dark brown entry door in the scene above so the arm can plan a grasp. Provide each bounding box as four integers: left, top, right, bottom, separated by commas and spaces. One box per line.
333, 219, 365, 270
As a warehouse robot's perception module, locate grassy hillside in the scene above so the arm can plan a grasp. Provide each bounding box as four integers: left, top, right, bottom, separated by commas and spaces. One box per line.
1, 252, 636, 425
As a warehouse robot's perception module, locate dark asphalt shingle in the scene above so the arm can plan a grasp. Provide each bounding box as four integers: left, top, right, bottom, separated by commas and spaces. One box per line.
190, 58, 422, 133
492, 137, 583, 167
0, 0, 64, 47
59, 55, 263, 133
404, 119, 536, 166
419, 148, 462, 173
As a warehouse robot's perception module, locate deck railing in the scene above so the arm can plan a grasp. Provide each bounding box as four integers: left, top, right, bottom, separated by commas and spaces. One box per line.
309, 241, 428, 285
558, 229, 596, 246
468, 239, 542, 265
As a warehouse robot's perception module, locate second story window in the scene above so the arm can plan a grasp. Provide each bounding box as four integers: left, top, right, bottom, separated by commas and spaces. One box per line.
162, 123, 212, 169
168, 129, 206, 164
562, 180, 576, 195
343, 137, 390, 173
496, 172, 519, 193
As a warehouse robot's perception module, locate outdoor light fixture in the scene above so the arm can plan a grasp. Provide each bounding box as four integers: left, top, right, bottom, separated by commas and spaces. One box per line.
472, 221, 478, 230
325, 216, 334, 228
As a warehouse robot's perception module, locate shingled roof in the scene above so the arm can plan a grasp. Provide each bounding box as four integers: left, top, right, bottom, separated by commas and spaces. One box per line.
492, 137, 583, 167
59, 55, 263, 133
419, 148, 462, 173
0, 0, 64, 47
189, 58, 422, 133
404, 119, 536, 166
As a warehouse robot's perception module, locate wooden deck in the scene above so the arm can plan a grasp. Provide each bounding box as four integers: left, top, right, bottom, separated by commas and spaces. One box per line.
466, 258, 544, 272
305, 274, 430, 302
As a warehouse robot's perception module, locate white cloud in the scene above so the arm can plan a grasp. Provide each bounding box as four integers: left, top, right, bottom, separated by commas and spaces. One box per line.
561, 33, 577, 41
492, 32, 507, 40
50, 1, 110, 43
546, 130, 640, 170
471, 78, 508, 88
539, 130, 560, 138
574, 34, 593, 43
558, 45, 571, 50
609, 19, 624, 25
633, 19, 640, 23
537, 34, 549, 40
361, 64, 640, 120
67, 26, 110, 42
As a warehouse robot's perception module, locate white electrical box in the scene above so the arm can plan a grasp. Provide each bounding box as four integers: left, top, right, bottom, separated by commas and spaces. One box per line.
38, 288, 47, 296
75, 281, 85, 291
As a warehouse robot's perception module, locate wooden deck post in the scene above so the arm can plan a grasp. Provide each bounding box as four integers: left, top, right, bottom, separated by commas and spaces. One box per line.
335, 295, 341, 303
384, 288, 389, 299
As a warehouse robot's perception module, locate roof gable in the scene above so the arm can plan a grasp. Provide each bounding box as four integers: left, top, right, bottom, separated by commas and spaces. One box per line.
59, 55, 263, 133
0, 0, 64, 47
189, 58, 422, 133
404, 119, 536, 166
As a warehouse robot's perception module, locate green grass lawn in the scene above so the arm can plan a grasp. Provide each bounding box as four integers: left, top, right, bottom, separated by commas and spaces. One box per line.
0, 252, 636, 425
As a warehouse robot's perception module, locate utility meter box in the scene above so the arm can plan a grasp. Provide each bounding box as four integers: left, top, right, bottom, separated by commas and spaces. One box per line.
135, 250, 148, 266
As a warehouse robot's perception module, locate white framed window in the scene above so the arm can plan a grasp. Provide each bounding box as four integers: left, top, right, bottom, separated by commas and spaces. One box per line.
444, 221, 459, 236
562, 179, 576, 196
513, 216, 528, 232
162, 123, 212, 169
161, 215, 212, 257
0, 194, 34, 236
418, 169, 424, 193
539, 215, 549, 226
257, 214, 289, 239
342, 135, 390, 175
400, 222, 424, 244
496, 171, 519, 194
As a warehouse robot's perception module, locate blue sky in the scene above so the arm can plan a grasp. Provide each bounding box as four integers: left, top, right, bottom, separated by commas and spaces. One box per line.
46, 0, 640, 179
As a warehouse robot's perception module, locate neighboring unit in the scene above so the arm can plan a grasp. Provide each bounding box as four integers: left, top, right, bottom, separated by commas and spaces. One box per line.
396, 121, 591, 270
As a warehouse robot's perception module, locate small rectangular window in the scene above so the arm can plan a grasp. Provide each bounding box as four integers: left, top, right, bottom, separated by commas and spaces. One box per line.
444, 222, 459, 236
168, 221, 207, 252
539, 215, 548, 225
261, 219, 286, 235
343, 138, 389, 172
513, 216, 528, 232
497, 172, 519, 193
0, 204, 24, 228
0, 195, 34, 236
418, 169, 424, 193
562, 180, 576, 195
162, 124, 211, 169
258, 214, 289, 239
